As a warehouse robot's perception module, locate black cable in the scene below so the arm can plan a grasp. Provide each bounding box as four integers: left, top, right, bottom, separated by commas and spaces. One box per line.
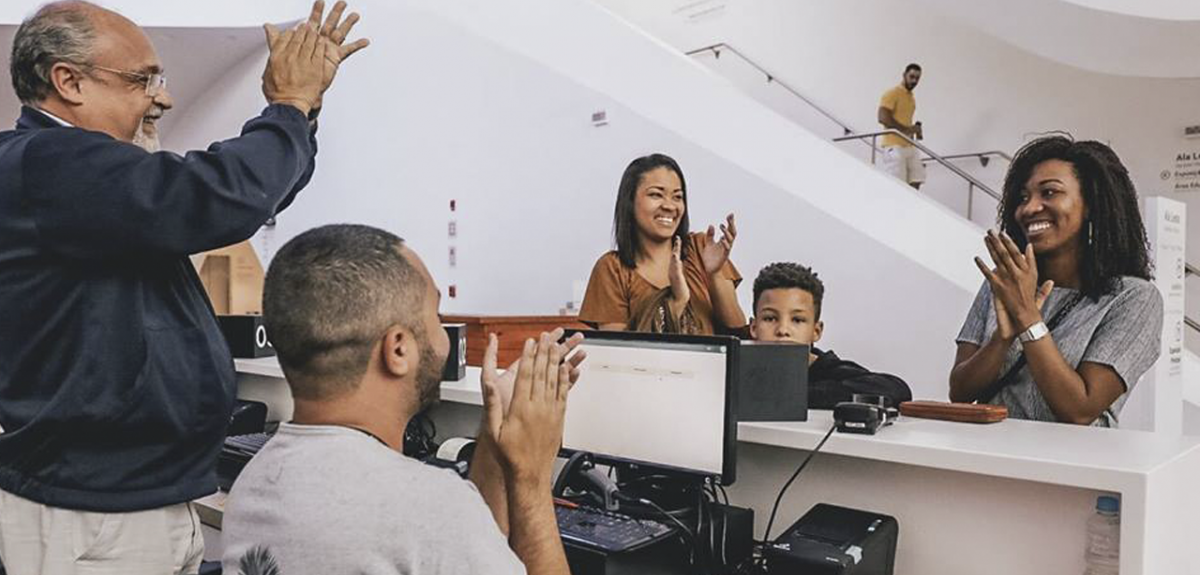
703, 480, 715, 563
615, 472, 676, 489
635, 496, 702, 562
699, 487, 712, 569
639, 497, 695, 539
403, 411, 438, 459
762, 424, 837, 543
717, 487, 729, 569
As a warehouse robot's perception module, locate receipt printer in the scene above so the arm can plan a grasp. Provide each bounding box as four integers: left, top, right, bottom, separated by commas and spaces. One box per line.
834, 394, 897, 435
765, 504, 898, 575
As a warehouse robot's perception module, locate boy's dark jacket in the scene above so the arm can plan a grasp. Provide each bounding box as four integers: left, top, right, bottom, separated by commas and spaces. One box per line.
809, 347, 912, 409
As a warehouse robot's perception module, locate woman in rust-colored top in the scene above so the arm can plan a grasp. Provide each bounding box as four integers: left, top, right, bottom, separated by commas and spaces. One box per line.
579, 154, 746, 335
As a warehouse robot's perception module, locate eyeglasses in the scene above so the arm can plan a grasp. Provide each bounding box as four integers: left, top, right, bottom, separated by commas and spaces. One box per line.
86, 64, 168, 96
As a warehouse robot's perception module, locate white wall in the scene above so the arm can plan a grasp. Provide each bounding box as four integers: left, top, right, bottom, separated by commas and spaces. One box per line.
3, 0, 1188, 407
153, 0, 995, 401
597, 0, 1200, 349
597, 0, 1200, 227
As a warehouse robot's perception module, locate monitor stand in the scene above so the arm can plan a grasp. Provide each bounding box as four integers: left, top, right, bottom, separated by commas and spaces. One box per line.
554, 453, 710, 519
612, 463, 708, 522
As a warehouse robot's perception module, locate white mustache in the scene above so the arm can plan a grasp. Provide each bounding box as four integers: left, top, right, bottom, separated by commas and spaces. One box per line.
133, 122, 161, 153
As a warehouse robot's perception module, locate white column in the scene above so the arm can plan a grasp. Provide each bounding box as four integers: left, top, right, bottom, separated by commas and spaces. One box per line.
1123, 196, 1185, 433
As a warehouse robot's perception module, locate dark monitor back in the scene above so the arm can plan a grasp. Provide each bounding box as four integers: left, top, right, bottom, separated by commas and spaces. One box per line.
737, 342, 808, 422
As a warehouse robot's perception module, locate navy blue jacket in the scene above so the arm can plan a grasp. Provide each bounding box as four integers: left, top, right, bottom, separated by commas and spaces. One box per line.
0, 104, 316, 512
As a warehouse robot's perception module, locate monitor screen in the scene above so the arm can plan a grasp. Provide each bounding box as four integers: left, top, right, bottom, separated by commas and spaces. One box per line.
562, 331, 738, 483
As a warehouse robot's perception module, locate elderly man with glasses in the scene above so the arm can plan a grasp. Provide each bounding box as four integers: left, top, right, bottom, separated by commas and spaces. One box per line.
77, 62, 169, 150
0, 2, 368, 574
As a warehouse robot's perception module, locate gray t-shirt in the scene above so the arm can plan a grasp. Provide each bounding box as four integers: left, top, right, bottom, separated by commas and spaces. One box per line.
956, 277, 1163, 427
222, 423, 525, 575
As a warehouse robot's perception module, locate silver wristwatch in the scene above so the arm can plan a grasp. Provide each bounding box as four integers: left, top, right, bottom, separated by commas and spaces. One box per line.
1018, 321, 1049, 344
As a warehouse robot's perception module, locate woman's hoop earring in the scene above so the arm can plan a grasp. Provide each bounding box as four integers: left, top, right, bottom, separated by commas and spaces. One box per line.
1087, 221, 1094, 246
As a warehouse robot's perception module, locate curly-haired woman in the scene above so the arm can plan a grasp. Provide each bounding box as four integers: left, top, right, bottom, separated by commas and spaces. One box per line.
950, 136, 1163, 427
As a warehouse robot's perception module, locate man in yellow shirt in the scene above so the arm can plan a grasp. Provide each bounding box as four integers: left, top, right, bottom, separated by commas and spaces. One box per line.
877, 63, 924, 189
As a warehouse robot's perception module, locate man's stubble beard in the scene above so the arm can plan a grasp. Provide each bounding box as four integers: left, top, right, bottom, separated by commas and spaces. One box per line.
412, 326, 445, 412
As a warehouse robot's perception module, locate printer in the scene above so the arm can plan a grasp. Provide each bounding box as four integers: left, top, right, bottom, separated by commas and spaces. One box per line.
765, 504, 898, 575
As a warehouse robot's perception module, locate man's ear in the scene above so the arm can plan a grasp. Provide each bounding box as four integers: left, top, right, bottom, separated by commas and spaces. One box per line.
812, 319, 824, 344
48, 62, 87, 105
380, 324, 412, 378
748, 316, 759, 340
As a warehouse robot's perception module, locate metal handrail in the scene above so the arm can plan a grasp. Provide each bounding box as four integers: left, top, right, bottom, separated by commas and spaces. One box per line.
922, 150, 1014, 168
833, 130, 1001, 220
685, 43, 856, 137
686, 42, 1004, 220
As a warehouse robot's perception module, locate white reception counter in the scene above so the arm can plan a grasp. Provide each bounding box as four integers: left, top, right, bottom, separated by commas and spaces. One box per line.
229, 357, 1200, 574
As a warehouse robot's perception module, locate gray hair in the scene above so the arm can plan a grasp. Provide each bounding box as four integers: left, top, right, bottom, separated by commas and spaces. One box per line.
10, 1, 99, 104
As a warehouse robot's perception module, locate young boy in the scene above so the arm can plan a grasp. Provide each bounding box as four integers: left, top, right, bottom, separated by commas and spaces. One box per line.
749, 262, 912, 409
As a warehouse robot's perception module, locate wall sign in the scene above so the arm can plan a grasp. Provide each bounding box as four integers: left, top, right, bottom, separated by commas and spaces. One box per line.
1167, 150, 1200, 192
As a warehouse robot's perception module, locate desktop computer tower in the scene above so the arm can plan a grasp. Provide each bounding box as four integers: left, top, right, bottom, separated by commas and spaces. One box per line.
442, 323, 467, 381
764, 504, 898, 575
699, 503, 755, 573
563, 537, 690, 575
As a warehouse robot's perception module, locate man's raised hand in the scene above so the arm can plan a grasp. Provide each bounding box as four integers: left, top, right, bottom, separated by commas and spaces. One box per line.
262, 1, 370, 115
481, 331, 585, 484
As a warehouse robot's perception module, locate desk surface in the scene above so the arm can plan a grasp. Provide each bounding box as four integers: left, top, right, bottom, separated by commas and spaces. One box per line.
235, 357, 1200, 493
233, 357, 1200, 574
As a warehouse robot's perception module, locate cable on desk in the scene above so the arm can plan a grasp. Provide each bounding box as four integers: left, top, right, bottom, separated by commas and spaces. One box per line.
761, 423, 837, 544
633, 494, 706, 573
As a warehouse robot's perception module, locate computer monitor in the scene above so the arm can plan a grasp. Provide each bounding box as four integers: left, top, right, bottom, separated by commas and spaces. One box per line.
561, 330, 739, 484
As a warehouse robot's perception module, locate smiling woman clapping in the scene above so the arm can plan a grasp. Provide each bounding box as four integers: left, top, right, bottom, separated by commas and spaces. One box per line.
579, 154, 746, 335
949, 136, 1163, 427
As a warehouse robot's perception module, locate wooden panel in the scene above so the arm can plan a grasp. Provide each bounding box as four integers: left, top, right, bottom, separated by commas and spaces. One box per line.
442, 314, 587, 367
199, 255, 230, 314
195, 240, 264, 315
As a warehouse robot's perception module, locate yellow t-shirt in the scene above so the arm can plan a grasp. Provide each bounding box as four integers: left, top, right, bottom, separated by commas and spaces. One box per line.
879, 84, 916, 148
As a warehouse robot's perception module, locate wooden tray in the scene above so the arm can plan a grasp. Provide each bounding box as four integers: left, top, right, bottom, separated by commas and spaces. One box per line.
899, 401, 1008, 424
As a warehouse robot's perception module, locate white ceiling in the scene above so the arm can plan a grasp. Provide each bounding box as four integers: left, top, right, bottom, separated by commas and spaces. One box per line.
0, 1, 307, 28
920, 0, 1200, 78
1061, 0, 1200, 21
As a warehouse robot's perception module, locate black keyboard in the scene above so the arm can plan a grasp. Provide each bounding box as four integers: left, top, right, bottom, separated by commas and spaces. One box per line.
217, 432, 274, 491
224, 432, 273, 455
556, 504, 677, 553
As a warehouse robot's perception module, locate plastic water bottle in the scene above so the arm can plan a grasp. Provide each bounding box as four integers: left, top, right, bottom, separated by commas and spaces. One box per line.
1083, 495, 1120, 575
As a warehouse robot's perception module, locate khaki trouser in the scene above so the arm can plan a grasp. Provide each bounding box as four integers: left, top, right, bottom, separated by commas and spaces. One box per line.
0, 489, 203, 575
881, 144, 927, 185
